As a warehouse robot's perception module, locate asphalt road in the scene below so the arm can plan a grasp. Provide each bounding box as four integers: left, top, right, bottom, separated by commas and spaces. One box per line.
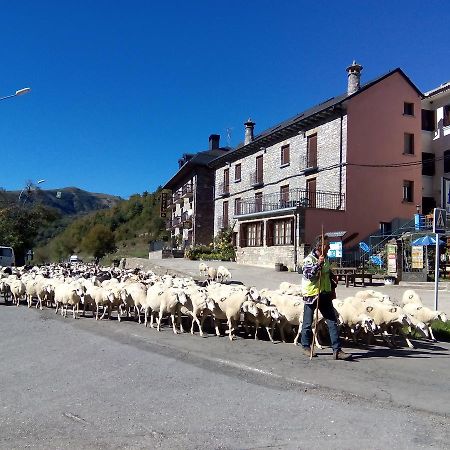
1, 292, 450, 449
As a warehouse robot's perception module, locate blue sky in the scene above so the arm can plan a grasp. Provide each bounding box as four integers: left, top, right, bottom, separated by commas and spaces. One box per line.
0, 0, 449, 198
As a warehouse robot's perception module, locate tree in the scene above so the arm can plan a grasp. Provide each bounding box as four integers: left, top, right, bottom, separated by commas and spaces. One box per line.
81, 224, 116, 261
0, 204, 57, 264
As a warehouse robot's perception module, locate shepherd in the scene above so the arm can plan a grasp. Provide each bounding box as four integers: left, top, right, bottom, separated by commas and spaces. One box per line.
300, 234, 352, 360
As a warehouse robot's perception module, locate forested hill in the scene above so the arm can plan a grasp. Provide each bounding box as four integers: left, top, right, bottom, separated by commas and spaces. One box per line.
0, 187, 123, 215
33, 189, 168, 263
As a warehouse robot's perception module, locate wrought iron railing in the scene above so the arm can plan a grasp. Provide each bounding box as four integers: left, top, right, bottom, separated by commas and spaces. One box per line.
173, 190, 182, 203
172, 215, 182, 227
234, 187, 345, 216
182, 183, 193, 196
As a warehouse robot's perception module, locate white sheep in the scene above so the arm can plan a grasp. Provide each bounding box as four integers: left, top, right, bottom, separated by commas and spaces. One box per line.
54, 281, 85, 319
278, 282, 302, 296
403, 303, 447, 341
216, 265, 232, 283
207, 266, 217, 282
243, 301, 280, 343
355, 289, 391, 303
8, 279, 26, 306
143, 284, 188, 333
198, 262, 209, 277
332, 299, 376, 342
207, 284, 259, 340
401, 289, 423, 306
262, 290, 304, 346
182, 285, 215, 336
119, 282, 147, 323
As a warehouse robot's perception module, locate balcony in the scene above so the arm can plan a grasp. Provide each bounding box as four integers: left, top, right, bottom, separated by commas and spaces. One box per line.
300, 154, 318, 173
166, 195, 175, 209
217, 182, 230, 197
250, 170, 264, 187
165, 219, 172, 230
181, 182, 193, 198
181, 211, 193, 229
173, 190, 183, 204
172, 215, 182, 228
234, 187, 345, 217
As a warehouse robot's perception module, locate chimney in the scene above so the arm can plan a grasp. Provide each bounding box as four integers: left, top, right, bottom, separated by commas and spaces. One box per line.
209, 134, 220, 150
346, 60, 363, 95
244, 118, 255, 145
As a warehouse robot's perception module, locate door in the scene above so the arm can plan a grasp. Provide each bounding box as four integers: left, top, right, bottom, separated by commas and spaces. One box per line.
306, 178, 316, 208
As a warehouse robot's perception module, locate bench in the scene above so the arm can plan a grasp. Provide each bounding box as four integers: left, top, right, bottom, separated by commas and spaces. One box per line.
334, 268, 373, 287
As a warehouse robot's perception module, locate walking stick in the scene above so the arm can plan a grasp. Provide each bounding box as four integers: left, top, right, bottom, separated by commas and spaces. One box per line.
310, 226, 324, 360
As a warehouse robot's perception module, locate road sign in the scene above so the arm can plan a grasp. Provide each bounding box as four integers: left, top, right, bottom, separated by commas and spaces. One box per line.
433, 208, 446, 234
328, 241, 342, 258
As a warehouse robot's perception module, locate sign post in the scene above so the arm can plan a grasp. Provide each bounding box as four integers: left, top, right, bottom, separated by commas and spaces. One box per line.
433, 207, 447, 310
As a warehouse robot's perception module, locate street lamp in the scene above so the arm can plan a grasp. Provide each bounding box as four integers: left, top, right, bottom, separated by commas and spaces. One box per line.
0, 87, 31, 102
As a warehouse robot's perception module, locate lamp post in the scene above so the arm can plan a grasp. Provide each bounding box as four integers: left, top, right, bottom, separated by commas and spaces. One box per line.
0, 87, 31, 102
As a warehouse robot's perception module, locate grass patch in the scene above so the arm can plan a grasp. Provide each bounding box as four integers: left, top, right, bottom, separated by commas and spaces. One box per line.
430, 320, 450, 342
407, 320, 450, 342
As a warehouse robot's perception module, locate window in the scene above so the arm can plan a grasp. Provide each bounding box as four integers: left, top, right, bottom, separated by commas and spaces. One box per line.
307, 134, 318, 168
280, 184, 289, 207
403, 180, 414, 202
222, 201, 229, 228
445, 150, 450, 173
223, 168, 229, 194
241, 222, 264, 247
267, 218, 294, 246
306, 178, 317, 208
379, 222, 392, 236
255, 192, 263, 212
281, 144, 290, 166
422, 152, 435, 176
404, 102, 414, 116
444, 105, 450, 127
254, 155, 263, 185
422, 109, 435, 131
234, 163, 241, 182
234, 197, 241, 215
422, 197, 436, 215
404, 133, 414, 155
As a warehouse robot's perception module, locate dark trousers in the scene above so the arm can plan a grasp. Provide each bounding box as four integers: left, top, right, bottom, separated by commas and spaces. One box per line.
300, 292, 341, 352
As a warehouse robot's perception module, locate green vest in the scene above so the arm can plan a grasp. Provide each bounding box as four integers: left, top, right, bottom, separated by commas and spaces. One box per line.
301, 252, 332, 296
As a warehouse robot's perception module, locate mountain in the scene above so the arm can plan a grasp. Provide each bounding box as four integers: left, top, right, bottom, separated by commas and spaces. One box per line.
0, 187, 123, 216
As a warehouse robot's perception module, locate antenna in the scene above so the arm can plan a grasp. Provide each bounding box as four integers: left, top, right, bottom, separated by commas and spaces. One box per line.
226, 127, 233, 147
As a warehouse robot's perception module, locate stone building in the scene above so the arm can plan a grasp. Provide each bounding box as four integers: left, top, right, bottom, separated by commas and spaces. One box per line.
421, 81, 450, 213
209, 62, 423, 269
162, 135, 229, 248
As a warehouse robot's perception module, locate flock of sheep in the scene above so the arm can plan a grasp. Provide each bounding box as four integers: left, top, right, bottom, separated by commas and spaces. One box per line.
0, 261, 447, 351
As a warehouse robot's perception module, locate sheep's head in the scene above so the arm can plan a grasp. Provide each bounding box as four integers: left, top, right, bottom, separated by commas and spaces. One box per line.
248, 287, 260, 301
241, 301, 258, 316
206, 298, 216, 311
177, 291, 188, 305
362, 316, 377, 332
269, 306, 280, 321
